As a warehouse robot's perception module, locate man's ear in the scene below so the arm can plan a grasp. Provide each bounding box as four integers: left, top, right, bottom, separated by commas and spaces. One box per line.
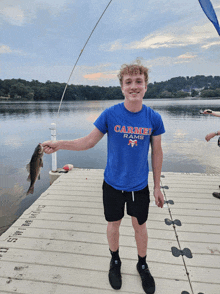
121, 85, 124, 95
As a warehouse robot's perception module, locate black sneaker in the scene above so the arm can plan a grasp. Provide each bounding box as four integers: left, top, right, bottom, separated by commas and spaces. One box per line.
108, 258, 122, 290
137, 262, 155, 294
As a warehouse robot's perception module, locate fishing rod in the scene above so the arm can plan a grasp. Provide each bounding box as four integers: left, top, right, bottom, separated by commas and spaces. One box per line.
57, 0, 114, 117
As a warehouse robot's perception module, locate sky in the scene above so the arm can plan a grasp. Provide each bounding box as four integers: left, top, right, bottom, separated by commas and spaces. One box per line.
1, 0, 220, 87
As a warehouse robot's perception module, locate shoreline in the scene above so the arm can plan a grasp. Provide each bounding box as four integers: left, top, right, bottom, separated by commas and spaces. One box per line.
1, 96, 220, 103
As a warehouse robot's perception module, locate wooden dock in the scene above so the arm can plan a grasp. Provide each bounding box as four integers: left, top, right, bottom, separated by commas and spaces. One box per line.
0, 169, 219, 294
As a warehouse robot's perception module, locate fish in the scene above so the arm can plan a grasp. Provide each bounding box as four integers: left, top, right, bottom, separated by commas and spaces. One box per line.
26, 143, 44, 195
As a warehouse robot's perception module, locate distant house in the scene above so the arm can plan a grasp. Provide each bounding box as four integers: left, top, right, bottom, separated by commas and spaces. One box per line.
0, 94, 10, 100
182, 87, 204, 94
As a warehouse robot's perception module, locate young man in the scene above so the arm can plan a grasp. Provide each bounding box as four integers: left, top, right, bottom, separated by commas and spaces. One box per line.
42, 61, 165, 294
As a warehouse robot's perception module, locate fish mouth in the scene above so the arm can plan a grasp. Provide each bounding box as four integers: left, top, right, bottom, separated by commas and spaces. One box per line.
38, 143, 44, 154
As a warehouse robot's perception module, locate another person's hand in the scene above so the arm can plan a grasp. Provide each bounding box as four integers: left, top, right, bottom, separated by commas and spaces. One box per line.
203, 109, 212, 114
42, 140, 60, 154
154, 188, 164, 208
205, 133, 216, 142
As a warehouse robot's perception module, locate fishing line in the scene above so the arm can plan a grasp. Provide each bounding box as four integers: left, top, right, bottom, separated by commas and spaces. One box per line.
57, 0, 114, 118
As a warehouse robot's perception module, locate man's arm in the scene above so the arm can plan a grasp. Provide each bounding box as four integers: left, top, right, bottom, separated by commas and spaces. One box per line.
205, 130, 220, 142
151, 135, 164, 208
42, 127, 104, 154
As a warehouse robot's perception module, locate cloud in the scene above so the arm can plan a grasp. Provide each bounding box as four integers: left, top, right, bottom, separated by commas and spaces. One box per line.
109, 40, 124, 52
71, 63, 119, 85
146, 52, 197, 70
0, 6, 25, 26
101, 34, 190, 51
125, 28, 213, 50
99, 39, 123, 52
178, 53, 196, 59
0, 44, 26, 56
130, 34, 180, 50
83, 72, 117, 81
101, 33, 187, 52
202, 41, 220, 49
100, 18, 218, 53
175, 52, 197, 64
0, 45, 12, 54
0, 0, 70, 26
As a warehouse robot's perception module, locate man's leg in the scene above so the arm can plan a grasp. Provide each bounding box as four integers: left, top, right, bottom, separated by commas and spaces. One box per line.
107, 220, 122, 290
131, 217, 148, 257
132, 216, 155, 294
102, 181, 125, 290
107, 219, 122, 252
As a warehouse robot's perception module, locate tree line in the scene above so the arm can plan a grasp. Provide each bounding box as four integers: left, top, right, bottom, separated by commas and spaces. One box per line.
0, 75, 220, 101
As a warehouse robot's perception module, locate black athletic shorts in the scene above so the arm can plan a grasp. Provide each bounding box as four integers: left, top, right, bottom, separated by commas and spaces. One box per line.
102, 180, 150, 225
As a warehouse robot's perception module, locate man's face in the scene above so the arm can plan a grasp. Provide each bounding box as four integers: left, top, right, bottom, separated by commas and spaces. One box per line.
121, 74, 147, 102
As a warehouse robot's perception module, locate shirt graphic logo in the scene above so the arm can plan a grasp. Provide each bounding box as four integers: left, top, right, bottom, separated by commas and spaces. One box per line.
128, 139, 138, 147
114, 125, 151, 135
114, 125, 151, 147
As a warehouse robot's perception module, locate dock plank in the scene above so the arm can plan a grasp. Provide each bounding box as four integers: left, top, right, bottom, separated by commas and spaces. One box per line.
0, 170, 220, 294
161, 172, 220, 293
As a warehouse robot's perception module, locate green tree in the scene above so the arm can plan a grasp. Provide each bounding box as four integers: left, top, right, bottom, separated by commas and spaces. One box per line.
200, 89, 217, 97
191, 89, 199, 97
9, 82, 32, 99
175, 91, 189, 98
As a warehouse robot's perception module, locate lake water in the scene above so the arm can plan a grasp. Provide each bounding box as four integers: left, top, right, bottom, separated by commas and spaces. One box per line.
1, 98, 220, 235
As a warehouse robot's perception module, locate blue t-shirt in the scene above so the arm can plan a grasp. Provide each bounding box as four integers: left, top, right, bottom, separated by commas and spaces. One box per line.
94, 102, 165, 191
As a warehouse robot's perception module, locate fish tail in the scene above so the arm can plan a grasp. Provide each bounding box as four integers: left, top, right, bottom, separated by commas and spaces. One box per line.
27, 186, 34, 195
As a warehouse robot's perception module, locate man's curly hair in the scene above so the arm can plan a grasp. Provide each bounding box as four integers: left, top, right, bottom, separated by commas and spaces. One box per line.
118, 59, 149, 86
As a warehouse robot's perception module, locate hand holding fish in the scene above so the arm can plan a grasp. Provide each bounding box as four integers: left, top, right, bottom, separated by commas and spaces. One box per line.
203, 109, 213, 114
42, 140, 61, 154
203, 110, 220, 117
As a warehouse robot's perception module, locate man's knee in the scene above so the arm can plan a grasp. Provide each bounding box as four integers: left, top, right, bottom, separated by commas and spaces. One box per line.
107, 220, 122, 231
132, 217, 146, 233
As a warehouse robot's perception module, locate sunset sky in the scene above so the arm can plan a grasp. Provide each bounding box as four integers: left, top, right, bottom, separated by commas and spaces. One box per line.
1, 0, 220, 87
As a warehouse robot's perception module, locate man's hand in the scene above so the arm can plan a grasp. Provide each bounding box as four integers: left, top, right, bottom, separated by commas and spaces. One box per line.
203, 109, 213, 114
154, 187, 164, 208
42, 140, 61, 154
205, 132, 216, 142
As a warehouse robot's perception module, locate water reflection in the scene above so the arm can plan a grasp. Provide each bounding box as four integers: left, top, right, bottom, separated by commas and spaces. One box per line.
0, 101, 211, 121
145, 101, 220, 118
160, 105, 201, 117
0, 101, 107, 120
1, 99, 220, 236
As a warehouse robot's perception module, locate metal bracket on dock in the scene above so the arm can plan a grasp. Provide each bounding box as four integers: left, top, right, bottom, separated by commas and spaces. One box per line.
164, 199, 174, 205
161, 175, 165, 178
165, 218, 182, 226
171, 247, 193, 259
